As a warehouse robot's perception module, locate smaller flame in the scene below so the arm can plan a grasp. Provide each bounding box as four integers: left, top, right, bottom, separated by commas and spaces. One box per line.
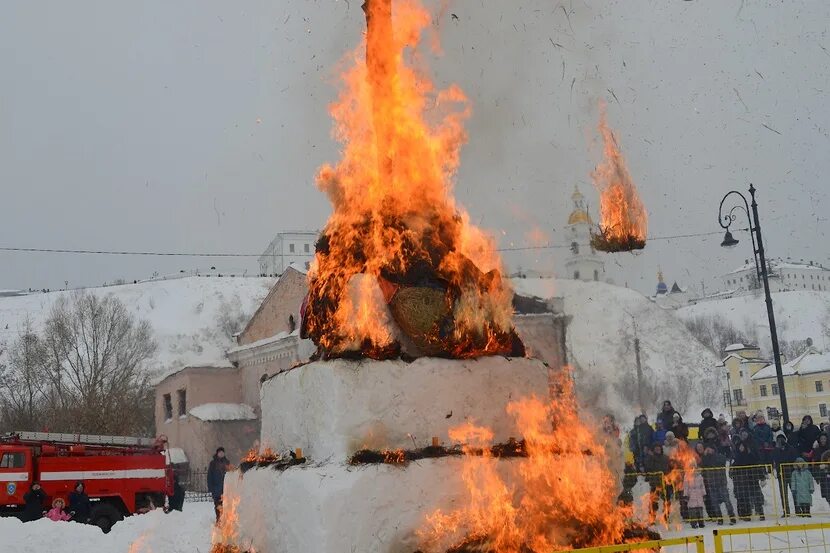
591, 102, 648, 252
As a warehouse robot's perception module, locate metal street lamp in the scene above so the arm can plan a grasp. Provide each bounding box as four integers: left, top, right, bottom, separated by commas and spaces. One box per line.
718, 184, 789, 423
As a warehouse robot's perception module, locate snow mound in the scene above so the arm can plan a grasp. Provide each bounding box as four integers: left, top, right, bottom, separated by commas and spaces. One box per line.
511, 278, 721, 421
676, 290, 830, 353
0, 503, 214, 553
190, 402, 257, 421
0, 276, 275, 381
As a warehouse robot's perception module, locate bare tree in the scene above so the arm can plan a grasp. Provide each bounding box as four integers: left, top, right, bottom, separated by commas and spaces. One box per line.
216, 295, 251, 339
683, 314, 754, 357
0, 319, 47, 431
41, 292, 157, 435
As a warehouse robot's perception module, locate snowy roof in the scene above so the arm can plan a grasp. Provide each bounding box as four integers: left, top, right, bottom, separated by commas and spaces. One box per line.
227, 329, 298, 355
188, 403, 257, 421
164, 447, 188, 464
724, 343, 759, 353
751, 348, 830, 380
725, 259, 828, 276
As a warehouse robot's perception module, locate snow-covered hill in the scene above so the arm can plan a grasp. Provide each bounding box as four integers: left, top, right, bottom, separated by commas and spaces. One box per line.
675, 290, 830, 352
512, 278, 721, 421
0, 276, 274, 381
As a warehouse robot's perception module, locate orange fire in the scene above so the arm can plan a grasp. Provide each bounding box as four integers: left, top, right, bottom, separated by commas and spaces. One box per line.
420, 370, 639, 552
590, 102, 648, 252
211, 494, 252, 553
302, 0, 515, 359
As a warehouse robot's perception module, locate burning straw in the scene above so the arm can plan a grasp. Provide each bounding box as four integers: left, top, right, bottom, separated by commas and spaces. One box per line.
590, 102, 648, 253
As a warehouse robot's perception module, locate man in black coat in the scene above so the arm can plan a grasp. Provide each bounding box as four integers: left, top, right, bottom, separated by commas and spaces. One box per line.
797, 415, 821, 456
21, 482, 46, 522
207, 447, 230, 522
772, 434, 800, 515
69, 481, 91, 523
701, 445, 737, 525
699, 408, 718, 438
656, 401, 677, 431
629, 415, 655, 471
167, 474, 185, 512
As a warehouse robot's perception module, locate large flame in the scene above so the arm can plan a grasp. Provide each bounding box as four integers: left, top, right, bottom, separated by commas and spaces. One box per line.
420, 370, 637, 552
590, 103, 648, 252
302, 0, 515, 359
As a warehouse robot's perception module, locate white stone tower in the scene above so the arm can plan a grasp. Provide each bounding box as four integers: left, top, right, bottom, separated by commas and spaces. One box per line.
564, 185, 606, 282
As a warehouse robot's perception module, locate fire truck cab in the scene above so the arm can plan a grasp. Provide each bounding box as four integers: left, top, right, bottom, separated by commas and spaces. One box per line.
0, 431, 173, 532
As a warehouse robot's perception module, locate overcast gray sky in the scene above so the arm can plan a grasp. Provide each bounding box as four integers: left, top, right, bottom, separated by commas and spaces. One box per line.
1, 0, 828, 296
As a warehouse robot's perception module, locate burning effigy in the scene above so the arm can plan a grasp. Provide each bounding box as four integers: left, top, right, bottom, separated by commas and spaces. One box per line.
220, 2, 651, 552
590, 103, 649, 253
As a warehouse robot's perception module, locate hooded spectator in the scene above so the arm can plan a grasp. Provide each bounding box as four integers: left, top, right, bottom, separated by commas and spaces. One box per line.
629, 415, 654, 470
798, 415, 821, 456
46, 498, 71, 522
771, 419, 785, 442
736, 410, 751, 430
208, 447, 230, 522
682, 462, 706, 529
784, 421, 798, 444
644, 443, 671, 517
700, 408, 718, 438
656, 400, 677, 432
702, 425, 719, 449
671, 412, 689, 442
700, 445, 736, 525
772, 434, 800, 515
663, 431, 679, 458
68, 482, 91, 523
812, 434, 830, 464
731, 440, 765, 521
717, 423, 734, 459
752, 415, 774, 449
22, 482, 46, 522
791, 458, 815, 516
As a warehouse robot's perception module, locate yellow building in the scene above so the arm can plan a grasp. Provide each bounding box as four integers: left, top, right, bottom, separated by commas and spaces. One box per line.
750, 347, 830, 422
718, 343, 769, 416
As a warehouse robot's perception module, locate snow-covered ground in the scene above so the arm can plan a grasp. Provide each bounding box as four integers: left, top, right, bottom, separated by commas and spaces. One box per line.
512, 278, 721, 420
0, 502, 214, 553
676, 290, 830, 352
0, 275, 274, 381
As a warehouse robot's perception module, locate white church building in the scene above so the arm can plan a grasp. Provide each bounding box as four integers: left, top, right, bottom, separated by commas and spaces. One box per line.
563, 186, 606, 283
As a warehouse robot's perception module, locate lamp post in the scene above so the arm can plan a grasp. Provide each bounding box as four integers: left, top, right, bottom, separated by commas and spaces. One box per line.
718, 184, 789, 423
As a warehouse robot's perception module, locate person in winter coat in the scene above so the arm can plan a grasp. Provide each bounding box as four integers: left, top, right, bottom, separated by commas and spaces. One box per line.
644, 444, 671, 518
683, 464, 706, 529
46, 498, 71, 522
68, 481, 91, 524
784, 421, 799, 445
671, 413, 689, 442
791, 458, 815, 516
731, 440, 765, 521
717, 423, 735, 459
208, 447, 230, 522
653, 420, 668, 447
693, 441, 706, 462
811, 434, 830, 468
752, 415, 775, 462
166, 474, 185, 513
618, 462, 638, 505
663, 432, 680, 458
21, 482, 46, 522
656, 401, 677, 432
700, 409, 718, 439
817, 450, 830, 507
700, 445, 736, 525
731, 417, 746, 442
702, 426, 719, 449
772, 434, 800, 515
771, 420, 785, 442
798, 416, 822, 457
630, 415, 655, 471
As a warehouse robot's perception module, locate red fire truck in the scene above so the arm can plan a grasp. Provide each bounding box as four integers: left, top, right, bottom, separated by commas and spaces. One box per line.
0, 431, 173, 532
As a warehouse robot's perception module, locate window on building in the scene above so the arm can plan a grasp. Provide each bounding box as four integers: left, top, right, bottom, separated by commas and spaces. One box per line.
817, 381, 824, 393
821, 404, 828, 418
304, 243, 310, 253
739, 370, 743, 377
593, 269, 599, 281
163, 394, 173, 420
733, 388, 744, 403
772, 383, 779, 396
177, 389, 187, 416
289, 243, 295, 253
760, 385, 768, 397
574, 271, 580, 280
723, 390, 731, 406
571, 242, 579, 255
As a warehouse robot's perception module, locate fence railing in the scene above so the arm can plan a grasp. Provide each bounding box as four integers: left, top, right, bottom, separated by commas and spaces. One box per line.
713, 521, 830, 553
176, 466, 212, 502
553, 535, 705, 553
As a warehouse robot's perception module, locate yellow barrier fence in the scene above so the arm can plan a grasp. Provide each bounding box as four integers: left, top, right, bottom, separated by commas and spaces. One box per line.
777, 462, 830, 518
713, 521, 830, 553
554, 535, 705, 553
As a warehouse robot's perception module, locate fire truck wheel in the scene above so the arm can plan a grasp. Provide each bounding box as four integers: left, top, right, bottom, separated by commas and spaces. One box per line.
90, 503, 123, 533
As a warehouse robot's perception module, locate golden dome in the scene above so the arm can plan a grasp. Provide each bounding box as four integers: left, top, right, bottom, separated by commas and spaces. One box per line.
568, 209, 593, 225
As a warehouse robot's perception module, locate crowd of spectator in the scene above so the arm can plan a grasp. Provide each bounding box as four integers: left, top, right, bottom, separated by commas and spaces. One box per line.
621, 400, 830, 527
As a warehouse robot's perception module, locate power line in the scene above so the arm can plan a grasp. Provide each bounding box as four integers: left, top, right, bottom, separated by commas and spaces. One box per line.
0, 229, 745, 258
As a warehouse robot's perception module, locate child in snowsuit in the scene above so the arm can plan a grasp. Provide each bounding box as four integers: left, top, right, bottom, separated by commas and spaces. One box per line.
791, 458, 815, 516
46, 498, 71, 521
683, 464, 706, 529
